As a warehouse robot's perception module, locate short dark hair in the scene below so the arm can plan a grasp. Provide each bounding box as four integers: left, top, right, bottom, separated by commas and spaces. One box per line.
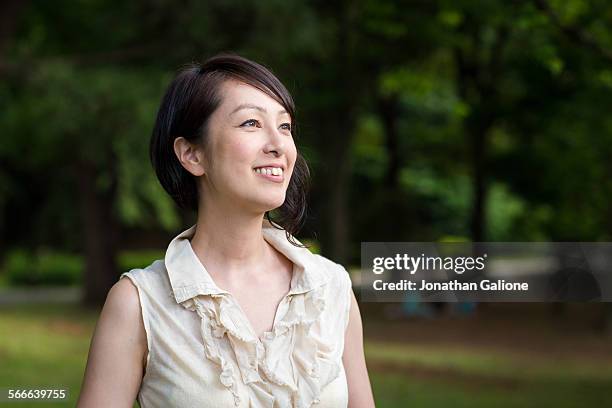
150, 52, 310, 245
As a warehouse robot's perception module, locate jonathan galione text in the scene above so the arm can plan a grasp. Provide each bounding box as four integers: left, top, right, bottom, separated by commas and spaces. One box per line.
373, 279, 529, 291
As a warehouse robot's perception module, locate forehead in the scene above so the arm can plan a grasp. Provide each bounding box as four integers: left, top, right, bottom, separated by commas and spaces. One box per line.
217, 79, 287, 114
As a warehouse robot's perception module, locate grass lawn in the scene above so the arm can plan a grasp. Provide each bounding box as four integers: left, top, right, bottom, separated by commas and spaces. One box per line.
0, 303, 610, 407
0, 304, 99, 407
366, 341, 612, 407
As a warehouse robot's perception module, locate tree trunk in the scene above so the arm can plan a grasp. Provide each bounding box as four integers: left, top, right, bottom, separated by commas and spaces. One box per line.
318, 0, 360, 265
469, 118, 489, 242
453, 21, 508, 243
325, 133, 352, 264
0, 0, 26, 65
77, 159, 119, 307
378, 93, 401, 189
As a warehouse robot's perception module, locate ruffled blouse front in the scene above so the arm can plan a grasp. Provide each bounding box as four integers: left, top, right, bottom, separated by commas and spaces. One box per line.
121, 219, 353, 408
180, 283, 340, 408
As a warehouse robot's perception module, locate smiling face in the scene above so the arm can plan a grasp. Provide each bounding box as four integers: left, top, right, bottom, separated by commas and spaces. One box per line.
198, 79, 297, 214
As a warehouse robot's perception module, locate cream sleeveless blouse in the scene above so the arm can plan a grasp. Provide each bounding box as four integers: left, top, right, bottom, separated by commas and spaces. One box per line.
120, 219, 353, 408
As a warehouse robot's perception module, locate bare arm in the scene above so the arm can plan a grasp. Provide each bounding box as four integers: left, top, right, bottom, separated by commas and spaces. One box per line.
77, 278, 147, 408
343, 290, 376, 408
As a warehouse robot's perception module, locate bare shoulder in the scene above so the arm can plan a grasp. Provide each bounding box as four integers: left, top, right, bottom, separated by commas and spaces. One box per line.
77, 277, 147, 407
99, 276, 147, 359
105, 277, 141, 318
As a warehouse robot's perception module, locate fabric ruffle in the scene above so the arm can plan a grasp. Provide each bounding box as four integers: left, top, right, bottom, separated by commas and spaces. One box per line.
180, 284, 340, 408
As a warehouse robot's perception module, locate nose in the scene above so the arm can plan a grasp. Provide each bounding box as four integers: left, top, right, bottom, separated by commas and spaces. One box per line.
263, 127, 285, 157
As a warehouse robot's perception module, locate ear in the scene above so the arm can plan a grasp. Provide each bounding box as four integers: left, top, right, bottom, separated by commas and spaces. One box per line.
173, 137, 206, 176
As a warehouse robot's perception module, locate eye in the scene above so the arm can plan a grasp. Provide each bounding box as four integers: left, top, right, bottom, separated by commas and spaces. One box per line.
240, 119, 261, 128
280, 123, 292, 132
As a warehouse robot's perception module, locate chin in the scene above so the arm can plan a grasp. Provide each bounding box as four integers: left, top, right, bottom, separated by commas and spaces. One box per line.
256, 195, 286, 212
232, 185, 286, 211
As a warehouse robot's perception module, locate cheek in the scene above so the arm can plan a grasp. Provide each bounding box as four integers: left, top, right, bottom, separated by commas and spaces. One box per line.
218, 138, 254, 165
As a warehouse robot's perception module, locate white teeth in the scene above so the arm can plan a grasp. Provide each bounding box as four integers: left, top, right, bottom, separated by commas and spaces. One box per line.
254, 167, 283, 176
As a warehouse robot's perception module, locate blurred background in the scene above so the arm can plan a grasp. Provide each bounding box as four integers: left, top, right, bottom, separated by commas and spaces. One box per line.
1, 0, 612, 407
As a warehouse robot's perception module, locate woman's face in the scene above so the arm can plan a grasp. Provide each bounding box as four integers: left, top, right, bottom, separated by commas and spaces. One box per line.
200, 79, 297, 213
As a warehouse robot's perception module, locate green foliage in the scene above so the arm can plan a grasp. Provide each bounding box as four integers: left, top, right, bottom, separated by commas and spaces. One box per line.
2, 0, 612, 259
486, 183, 526, 241
118, 250, 166, 272
2, 249, 167, 287
352, 115, 387, 181
300, 239, 320, 254
0, 60, 180, 248
3, 249, 83, 286
401, 168, 472, 238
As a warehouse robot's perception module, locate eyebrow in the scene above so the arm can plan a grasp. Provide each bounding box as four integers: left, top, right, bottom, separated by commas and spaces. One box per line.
229, 103, 288, 116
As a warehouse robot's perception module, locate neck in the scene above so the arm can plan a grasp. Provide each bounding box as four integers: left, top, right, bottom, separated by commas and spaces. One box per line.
190, 199, 272, 278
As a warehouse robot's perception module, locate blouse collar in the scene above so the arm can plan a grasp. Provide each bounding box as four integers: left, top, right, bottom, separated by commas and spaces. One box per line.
165, 218, 329, 304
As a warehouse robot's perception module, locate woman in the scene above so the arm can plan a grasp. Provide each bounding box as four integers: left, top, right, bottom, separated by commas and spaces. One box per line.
77, 53, 375, 408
